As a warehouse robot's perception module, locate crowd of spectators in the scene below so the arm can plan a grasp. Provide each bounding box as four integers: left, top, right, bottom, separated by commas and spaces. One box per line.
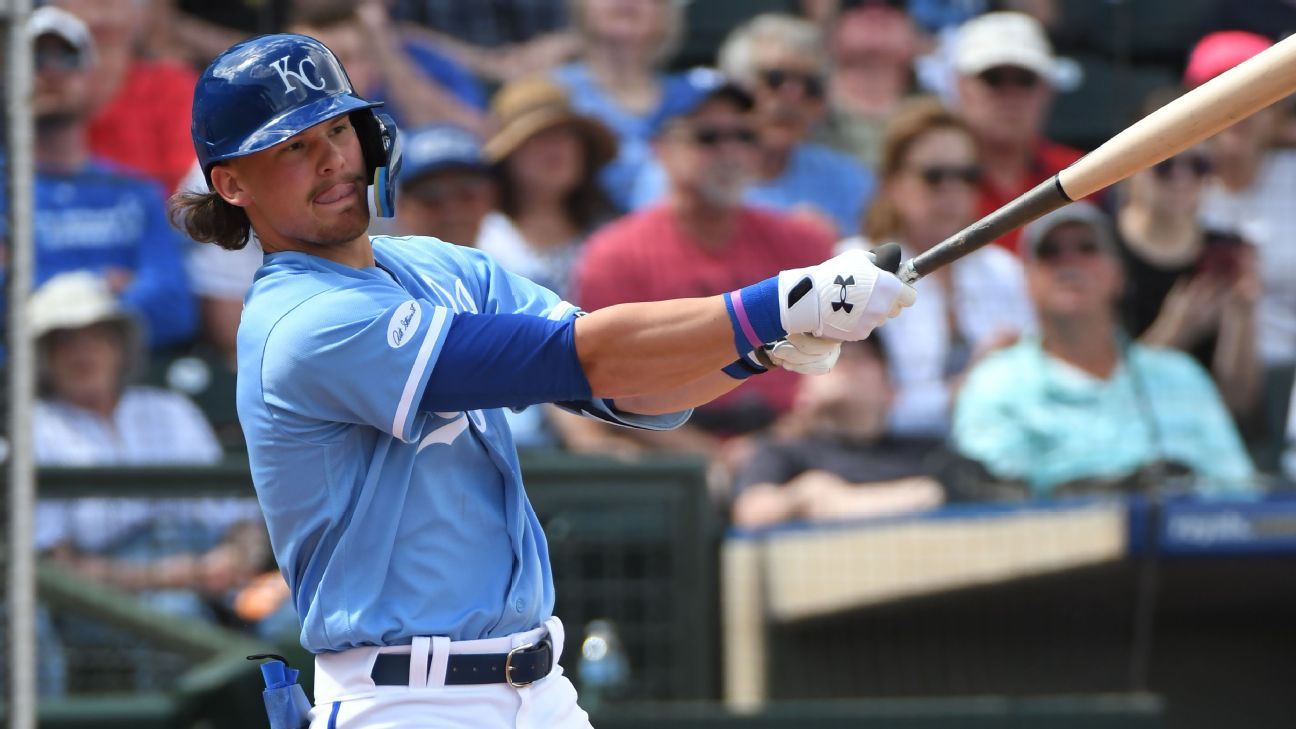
9, 0, 1296, 685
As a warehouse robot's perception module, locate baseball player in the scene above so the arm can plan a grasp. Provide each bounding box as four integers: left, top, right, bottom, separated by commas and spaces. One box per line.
171, 34, 915, 729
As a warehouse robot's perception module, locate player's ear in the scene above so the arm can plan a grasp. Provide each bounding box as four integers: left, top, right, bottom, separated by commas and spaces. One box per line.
210, 163, 251, 208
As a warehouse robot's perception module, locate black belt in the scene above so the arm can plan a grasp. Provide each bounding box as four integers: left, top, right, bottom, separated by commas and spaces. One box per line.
370, 637, 554, 688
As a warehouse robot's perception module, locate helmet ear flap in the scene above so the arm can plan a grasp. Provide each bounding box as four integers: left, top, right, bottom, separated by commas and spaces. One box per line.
351, 110, 402, 218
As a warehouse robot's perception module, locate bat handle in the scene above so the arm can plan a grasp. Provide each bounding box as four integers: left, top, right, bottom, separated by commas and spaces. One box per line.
898, 259, 920, 286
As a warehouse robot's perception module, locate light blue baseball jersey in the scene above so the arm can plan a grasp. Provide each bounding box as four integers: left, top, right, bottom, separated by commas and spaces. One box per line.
237, 235, 688, 652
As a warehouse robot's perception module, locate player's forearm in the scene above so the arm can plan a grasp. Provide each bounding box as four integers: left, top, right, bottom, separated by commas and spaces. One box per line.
614, 370, 743, 415
575, 297, 748, 399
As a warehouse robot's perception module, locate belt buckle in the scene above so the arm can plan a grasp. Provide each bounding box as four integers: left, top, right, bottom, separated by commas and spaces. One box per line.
505, 642, 537, 688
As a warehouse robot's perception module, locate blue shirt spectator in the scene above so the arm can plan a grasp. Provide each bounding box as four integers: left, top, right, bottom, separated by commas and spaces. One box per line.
0, 159, 197, 349
34, 162, 196, 348
8, 7, 196, 349
700, 13, 878, 237
629, 140, 875, 237
554, 63, 706, 210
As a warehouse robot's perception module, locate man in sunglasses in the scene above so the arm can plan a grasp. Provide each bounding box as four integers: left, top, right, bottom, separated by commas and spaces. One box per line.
952, 12, 1083, 254
951, 203, 1255, 497
627, 14, 874, 238
574, 74, 839, 451
2, 7, 196, 350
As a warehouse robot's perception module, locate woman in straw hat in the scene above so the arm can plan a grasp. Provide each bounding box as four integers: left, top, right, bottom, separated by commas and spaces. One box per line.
477, 77, 618, 301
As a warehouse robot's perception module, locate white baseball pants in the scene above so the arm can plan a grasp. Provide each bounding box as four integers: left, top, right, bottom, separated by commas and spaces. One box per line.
308, 617, 593, 729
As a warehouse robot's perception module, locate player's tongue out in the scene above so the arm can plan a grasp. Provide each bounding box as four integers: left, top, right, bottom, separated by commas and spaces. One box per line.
315, 181, 356, 205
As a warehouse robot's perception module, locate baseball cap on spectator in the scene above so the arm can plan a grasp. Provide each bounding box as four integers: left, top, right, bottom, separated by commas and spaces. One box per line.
661, 68, 755, 125
399, 125, 488, 188
1019, 201, 1118, 261
31, 272, 138, 342
953, 12, 1078, 90
1183, 31, 1273, 88
483, 77, 617, 167
27, 5, 95, 66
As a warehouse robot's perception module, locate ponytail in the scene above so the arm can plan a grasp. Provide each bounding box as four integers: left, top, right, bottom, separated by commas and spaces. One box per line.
168, 190, 252, 251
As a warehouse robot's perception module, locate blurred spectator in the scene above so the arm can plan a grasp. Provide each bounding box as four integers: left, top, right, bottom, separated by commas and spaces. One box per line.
800, 0, 986, 35
814, 1, 922, 168
952, 203, 1255, 496
9, 7, 197, 350
30, 273, 274, 639
31, 272, 267, 634
731, 338, 945, 529
163, 0, 292, 66
50, 0, 197, 194
1190, 32, 1296, 469
573, 79, 835, 454
32, 273, 218, 465
479, 77, 617, 299
634, 14, 876, 237
952, 11, 1082, 253
553, 0, 701, 209
394, 0, 567, 45
840, 99, 1033, 437
1191, 33, 1296, 371
288, 0, 487, 131
1115, 92, 1260, 420
393, 0, 575, 80
395, 124, 497, 245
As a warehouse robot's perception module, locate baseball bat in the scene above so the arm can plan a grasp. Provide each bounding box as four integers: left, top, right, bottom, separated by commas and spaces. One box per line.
889, 32, 1296, 284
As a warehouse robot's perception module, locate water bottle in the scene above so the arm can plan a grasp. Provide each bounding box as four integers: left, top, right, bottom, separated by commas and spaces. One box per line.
577, 618, 630, 712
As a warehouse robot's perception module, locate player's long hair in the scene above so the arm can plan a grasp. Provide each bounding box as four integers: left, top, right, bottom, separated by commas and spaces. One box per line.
863, 98, 978, 243
168, 189, 253, 251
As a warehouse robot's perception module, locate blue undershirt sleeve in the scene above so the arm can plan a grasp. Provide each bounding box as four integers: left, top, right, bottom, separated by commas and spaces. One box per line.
419, 312, 593, 412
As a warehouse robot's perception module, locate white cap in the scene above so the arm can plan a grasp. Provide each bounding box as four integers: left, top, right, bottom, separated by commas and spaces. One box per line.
27, 6, 95, 64
30, 272, 134, 340
954, 12, 1070, 87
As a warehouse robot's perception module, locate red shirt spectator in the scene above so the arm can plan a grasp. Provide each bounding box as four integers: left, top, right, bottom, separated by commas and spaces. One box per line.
952, 12, 1084, 254
87, 59, 197, 194
577, 204, 833, 429
976, 139, 1083, 254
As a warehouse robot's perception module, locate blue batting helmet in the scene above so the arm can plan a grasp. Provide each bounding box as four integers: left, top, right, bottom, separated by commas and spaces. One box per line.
190, 33, 402, 217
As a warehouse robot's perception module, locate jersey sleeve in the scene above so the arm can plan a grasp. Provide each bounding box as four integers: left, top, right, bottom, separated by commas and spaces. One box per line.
456, 245, 691, 431
261, 284, 454, 443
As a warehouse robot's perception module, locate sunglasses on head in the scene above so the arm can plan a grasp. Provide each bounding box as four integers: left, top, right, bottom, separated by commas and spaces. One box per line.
758, 69, 825, 99
1034, 237, 1103, 262
1152, 154, 1213, 180
977, 67, 1041, 90
912, 164, 982, 187
690, 126, 758, 147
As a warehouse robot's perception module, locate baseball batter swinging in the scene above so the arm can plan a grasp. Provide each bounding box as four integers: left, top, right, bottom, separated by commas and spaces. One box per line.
172, 34, 916, 729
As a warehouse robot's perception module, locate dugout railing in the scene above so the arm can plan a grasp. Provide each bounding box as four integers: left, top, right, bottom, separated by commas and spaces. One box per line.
9, 456, 1186, 728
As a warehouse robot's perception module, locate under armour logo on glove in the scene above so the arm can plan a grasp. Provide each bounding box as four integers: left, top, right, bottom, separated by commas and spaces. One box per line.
776, 248, 917, 340
831, 275, 855, 313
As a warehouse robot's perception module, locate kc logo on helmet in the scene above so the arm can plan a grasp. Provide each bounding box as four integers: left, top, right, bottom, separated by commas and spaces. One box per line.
269, 55, 327, 93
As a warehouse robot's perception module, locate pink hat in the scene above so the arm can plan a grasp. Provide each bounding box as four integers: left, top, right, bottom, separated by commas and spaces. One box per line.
1184, 31, 1273, 87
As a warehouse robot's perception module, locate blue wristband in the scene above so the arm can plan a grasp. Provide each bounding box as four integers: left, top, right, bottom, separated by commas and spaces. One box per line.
723, 276, 786, 358
722, 351, 768, 380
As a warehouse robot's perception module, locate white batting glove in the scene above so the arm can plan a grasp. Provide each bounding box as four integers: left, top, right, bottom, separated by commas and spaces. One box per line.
777, 249, 917, 341
764, 334, 841, 376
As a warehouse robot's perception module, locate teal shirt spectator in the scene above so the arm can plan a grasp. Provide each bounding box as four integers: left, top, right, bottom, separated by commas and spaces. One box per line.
628, 141, 876, 237
952, 336, 1255, 495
